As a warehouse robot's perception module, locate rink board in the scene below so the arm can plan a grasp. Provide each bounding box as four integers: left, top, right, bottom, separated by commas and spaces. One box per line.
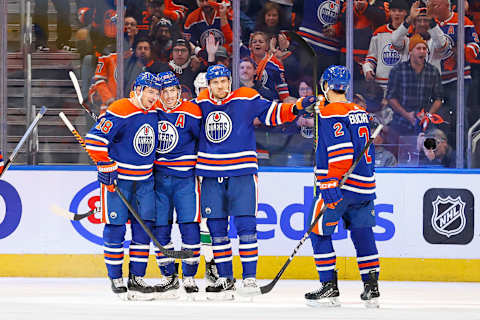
0, 167, 479, 281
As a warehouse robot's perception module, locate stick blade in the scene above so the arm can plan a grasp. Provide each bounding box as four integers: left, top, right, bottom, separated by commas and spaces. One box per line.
69, 71, 84, 105
50, 204, 75, 220
166, 249, 195, 259
237, 287, 262, 297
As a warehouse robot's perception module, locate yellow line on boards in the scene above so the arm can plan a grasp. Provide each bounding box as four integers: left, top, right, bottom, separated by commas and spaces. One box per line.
0, 255, 479, 282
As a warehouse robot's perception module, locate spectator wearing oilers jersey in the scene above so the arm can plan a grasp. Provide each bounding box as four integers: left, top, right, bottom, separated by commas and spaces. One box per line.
89, 37, 155, 114
184, 0, 233, 49
246, 31, 291, 101
293, 0, 344, 73
391, 1, 449, 74
304, 65, 380, 308
150, 71, 203, 298
386, 34, 444, 152
194, 64, 316, 300
363, 0, 409, 91
428, 0, 480, 127
85, 72, 161, 301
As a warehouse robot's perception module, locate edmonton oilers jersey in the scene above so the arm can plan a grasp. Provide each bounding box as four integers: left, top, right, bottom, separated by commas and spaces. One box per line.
315, 101, 376, 201
154, 100, 202, 177
85, 98, 158, 181
194, 87, 296, 177
298, 0, 344, 54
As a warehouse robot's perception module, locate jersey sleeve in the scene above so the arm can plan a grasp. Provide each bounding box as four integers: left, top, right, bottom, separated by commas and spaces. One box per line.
319, 115, 354, 179
364, 34, 378, 74
0, 151, 4, 174
89, 55, 115, 105
254, 96, 296, 126
465, 19, 480, 63
85, 110, 126, 163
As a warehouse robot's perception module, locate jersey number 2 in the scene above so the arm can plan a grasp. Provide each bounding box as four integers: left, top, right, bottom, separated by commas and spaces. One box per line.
358, 126, 372, 164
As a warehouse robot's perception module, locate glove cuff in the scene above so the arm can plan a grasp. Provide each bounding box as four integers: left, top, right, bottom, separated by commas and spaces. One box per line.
98, 161, 118, 172
318, 177, 339, 189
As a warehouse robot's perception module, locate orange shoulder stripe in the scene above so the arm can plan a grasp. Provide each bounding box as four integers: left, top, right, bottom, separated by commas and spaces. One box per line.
107, 98, 141, 117
176, 100, 202, 117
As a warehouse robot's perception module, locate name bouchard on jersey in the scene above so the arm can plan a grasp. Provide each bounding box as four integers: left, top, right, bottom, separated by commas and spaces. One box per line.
205, 111, 232, 143
349, 112, 369, 125
157, 121, 179, 153
133, 124, 155, 156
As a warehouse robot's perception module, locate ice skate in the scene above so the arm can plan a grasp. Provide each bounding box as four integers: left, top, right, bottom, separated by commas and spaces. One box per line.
305, 271, 340, 307
205, 277, 236, 301
154, 273, 180, 300
360, 270, 380, 308
205, 260, 219, 284
237, 277, 260, 300
127, 274, 155, 301
110, 278, 128, 301
182, 276, 199, 300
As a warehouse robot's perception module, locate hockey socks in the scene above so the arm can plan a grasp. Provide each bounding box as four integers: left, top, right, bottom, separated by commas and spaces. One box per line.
207, 218, 233, 278
310, 233, 336, 282
235, 216, 258, 279
179, 223, 200, 277
129, 219, 153, 277
351, 228, 380, 282
103, 224, 126, 279
153, 225, 176, 276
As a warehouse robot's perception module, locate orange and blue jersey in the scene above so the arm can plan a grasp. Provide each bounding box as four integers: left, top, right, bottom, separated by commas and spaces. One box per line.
183, 6, 232, 47
154, 99, 202, 177
438, 12, 480, 84
298, 0, 344, 55
316, 101, 376, 201
85, 98, 158, 181
251, 53, 290, 101
89, 53, 118, 107
194, 87, 297, 177
0, 151, 4, 174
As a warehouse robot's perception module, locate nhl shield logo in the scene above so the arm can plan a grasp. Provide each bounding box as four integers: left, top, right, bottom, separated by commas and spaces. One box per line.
381, 43, 401, 66
317, 1, 340, 26
157, 121, 179, 154
431, 195, 466, 238
205, 111, 232, 143
133, 124, 155, 156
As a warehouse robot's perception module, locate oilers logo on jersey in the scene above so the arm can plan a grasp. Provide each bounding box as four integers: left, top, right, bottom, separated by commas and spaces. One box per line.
205, 111, 232, 143
157, 121, 179, 154
200, 28, 225, 49
133, 124, 155, 156
381, 43, 401, 66
317, 1, 340, 26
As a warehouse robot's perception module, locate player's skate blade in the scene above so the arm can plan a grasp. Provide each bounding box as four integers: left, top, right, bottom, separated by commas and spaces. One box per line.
305, 297, 340, 307
363, 298, 379, 308
206, 277, 235, 301
237, 278, 260, 298
154, 274, 180, 300
110, 278, 128, 301
127, 275, 154, 301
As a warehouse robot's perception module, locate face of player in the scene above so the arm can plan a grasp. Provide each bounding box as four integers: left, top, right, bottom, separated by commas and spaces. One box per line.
298, 81, 313, 98
354, 0, 368, 11
264, 9, 279, 27
137, 86, 160, 110
250, 34, 268, 57
135, 41, 152, 64
172, 45, 190, 66
411, 43, 428, 65
125, 17, 137, 37
239, 61, 255, 83
209, 76, 231, 100
160, 86, 180, 108
390, 8, 407, 26
414, 15, 430, 35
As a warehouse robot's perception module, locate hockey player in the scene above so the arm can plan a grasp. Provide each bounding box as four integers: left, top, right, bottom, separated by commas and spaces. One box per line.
194, 64, 315, 300
304, 65, 380, 308
85, 72, 160, 301
151, 71, 202, 298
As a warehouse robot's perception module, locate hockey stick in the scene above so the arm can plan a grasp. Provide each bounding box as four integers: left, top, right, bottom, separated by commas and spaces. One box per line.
50, 203, 98, 221
238, 124, 384, 297
0, 106, 47, 179
288, 31, 319, 197
68, 71, 98, 121
58, 112, 193, 259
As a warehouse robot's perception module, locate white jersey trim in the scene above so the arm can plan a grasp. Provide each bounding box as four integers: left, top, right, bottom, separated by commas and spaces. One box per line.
197, 150, 257, 159
327, 142, 354, 152
196, 163, 258, 171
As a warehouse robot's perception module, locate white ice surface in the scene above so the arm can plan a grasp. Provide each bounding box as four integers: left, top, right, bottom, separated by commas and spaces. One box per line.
0, 278, 479, 320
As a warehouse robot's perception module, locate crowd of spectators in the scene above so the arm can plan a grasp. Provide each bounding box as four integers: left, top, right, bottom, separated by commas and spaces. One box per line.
46, 0, 480, 168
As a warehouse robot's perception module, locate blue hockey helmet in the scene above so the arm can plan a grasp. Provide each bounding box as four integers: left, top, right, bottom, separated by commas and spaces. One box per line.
133, 72, 162, 91
157, 71, 180, 90
320, 65, 351, 95
205, 64, 231, 82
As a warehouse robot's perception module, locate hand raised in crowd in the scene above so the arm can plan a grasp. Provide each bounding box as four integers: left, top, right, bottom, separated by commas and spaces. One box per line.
406, 1, 421, 25
274, 33, 290, 59
269, 36, 277, 55
365, 70, 375, 81
206, 33, 219, 62
406, 110, 417, 125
